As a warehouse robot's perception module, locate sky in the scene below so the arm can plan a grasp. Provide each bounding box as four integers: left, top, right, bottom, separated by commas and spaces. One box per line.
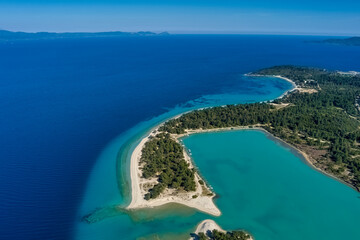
0, 0, 359, 35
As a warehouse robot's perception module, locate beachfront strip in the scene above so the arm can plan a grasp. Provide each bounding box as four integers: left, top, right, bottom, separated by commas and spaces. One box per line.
127, 65, 360, 238
191, 219, 252, 240
127, 126, 221, 216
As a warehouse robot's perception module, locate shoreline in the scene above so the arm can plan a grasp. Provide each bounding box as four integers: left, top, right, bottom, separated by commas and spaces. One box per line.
190, 219, 253, 240
261, 129, 359, 192
125, 74, 296, 216
245, 73, 298, 100
180, 125, 359, 193
126, 124, 221, 216
190, 219, 225, 240
124, 72, 359, 238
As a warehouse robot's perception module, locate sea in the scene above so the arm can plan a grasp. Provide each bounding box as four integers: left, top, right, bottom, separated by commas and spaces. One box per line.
0, 34, 359, 240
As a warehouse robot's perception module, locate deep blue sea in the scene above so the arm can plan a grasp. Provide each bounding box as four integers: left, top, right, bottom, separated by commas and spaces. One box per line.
0, 35, 360, 240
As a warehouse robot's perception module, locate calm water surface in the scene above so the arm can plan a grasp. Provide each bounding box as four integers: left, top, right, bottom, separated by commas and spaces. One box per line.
182, 130, 360, 240
1, 35, 360, 239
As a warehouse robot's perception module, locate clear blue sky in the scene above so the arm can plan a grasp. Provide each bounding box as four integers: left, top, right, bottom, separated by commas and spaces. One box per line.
0, 0, 359, 35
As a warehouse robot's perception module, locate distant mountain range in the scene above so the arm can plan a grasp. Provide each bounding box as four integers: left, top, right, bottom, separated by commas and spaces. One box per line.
318, 37, 360, 46
0, 30, 170, 40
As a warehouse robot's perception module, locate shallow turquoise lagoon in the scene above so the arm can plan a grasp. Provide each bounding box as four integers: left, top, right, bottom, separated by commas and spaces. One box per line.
74, 76, 294, 240
182, 130, 360, 240
75, 77, 359, 240
4, 35, 360, 240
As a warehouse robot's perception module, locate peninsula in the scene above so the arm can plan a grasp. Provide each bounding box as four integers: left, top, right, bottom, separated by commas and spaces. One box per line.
160, 66, 360, 191
126, 65, 360, 240
127, 125, 221, 216
128, 65, 360, 212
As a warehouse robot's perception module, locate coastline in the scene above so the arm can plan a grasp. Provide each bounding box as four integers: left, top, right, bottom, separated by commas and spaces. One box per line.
261, 129, 359, 192
190, 219, 225, 240
124, 72, 360, 240
246, 75, 355, 191
190, 219, 253, 240
125, 74, 296, 216
245, 73, 298, 99
126, 124, 221, 216
125, 74, 299, 215
179, 125, 359, 193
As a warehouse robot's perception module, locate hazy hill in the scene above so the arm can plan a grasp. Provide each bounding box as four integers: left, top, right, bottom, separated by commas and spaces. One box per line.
0, 30, 169, 40
321, 37, 360, 46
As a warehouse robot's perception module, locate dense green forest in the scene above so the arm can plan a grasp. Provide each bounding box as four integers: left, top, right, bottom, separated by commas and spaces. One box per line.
197, 230, 251, 240
140, 133, 196, 199
159, 66, 360, 190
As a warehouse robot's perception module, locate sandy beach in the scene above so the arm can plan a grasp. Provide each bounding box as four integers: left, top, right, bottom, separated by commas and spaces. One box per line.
245, 73, 299, 99
126, 125, 221, 216
191, 219, 225, 238
126, 73, 331, 217
126, 73, 297, 216
272, 75, 297, 87
246, 73, 296, 88
190, 219, 253, 240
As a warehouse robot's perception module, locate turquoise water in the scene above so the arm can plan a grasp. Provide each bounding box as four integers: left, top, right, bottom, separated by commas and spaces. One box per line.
3, 35, 360, 239
74, 76, 293, 239
182, 130, 360, 240
75, 74, 360, 240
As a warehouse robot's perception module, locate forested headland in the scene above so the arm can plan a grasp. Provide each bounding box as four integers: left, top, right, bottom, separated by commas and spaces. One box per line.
139, 66, 360, 201
158, 66, 360, 191
140, 133, 196, 199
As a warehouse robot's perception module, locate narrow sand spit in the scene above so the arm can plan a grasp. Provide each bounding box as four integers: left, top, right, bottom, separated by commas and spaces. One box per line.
194, 219, 225, 234
126, 126, 221, 216
190, 219, 253, 240
126, 73, 298, 216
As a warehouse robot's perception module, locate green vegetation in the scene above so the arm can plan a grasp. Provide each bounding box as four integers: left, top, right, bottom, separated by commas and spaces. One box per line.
159, 66, 360, 190
140, 133, 196, 200
197, 230, 251, 240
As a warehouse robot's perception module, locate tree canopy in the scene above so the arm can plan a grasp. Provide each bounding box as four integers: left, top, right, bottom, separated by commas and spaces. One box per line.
140, 133, 196, 200
159, 66, 360, 190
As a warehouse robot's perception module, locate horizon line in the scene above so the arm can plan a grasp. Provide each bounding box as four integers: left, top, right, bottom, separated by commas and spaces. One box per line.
0, 29, 358, 37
